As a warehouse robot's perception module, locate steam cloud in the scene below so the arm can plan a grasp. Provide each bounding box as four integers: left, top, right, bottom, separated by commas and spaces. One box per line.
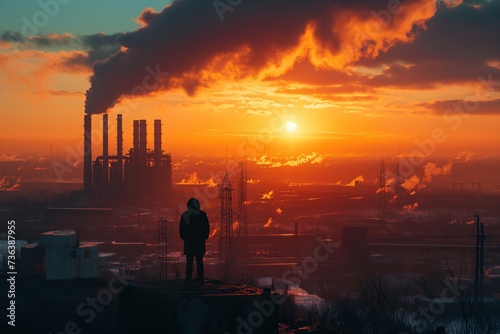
0, 176, 22, 192
261, 190, 274, 200
251, 153, 325, 168
85, 0, 437, 114
346, 175, 364, 187
403, 202, 419, 211
401, 175, 422, 192
209, 228, 217, 238
175, 172, 218, 187
423, 161, 452, 182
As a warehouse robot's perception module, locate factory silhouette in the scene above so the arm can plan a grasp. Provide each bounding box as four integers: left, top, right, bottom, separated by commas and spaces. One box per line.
83, 113, 172, 204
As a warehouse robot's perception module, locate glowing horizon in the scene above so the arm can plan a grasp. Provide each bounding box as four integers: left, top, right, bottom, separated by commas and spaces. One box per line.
1, 0, 500, 160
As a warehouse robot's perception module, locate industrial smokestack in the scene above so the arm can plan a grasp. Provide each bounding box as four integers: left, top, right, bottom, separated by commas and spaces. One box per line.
133, 120, 139, 160
102, 114, 109, 185
117, 114, 123, 182
154, 120, 162, 168
83, 114, 92, 195
154, 119, 162, 200
139, 120, 147, 166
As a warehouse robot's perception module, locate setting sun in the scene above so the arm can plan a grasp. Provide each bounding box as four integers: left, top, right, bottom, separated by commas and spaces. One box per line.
286, 121, 297, 133
3, 2, 500, 333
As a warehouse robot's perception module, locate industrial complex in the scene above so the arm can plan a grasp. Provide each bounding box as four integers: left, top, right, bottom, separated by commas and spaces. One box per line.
83, 114, 172, 204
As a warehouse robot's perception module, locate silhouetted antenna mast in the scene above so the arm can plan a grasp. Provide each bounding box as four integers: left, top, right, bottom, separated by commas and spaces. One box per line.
393, 162, 401, 212
156, 217, 169, 281
218, 173, 235, 278
237, 162, 249, 257
379, 157, 386, 215
474, 214, 485, 306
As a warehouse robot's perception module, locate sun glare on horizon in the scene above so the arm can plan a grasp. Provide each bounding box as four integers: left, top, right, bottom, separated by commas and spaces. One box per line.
286, 121, 297, 133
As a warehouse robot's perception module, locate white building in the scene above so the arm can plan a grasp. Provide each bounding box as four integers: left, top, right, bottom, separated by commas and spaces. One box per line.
39, 230, 99, 280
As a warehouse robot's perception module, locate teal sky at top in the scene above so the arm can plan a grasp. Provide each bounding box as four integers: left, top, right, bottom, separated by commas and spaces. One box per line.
0, 0, 172, 35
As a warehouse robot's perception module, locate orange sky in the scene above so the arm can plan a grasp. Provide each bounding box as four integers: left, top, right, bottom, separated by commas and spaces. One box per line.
1, 0, 500, 160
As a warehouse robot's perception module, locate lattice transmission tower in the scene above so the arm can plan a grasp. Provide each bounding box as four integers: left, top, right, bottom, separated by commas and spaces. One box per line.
218, 173, 235, 271
237, 162, 249, 257
393, 162, 401, 212
379, 157, 386, 215
156, 217, 169, 281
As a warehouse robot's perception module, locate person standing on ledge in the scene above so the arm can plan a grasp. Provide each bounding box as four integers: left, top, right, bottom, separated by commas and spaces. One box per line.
179, 197, 210, 285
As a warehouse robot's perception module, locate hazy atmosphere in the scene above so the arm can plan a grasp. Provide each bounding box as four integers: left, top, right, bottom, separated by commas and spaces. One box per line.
1, 1, 500, 333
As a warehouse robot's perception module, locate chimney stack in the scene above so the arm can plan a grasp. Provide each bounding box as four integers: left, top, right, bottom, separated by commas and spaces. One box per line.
117, 114, 123, 182
139, 120, 147, 166
83, 114, 92, 195
102, 114, 109, 185
154, 120, 162, 168
133, 120, 139, 160
154, 120, 162, 200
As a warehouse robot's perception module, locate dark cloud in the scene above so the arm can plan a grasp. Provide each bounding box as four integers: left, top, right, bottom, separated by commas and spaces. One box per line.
1, 30, 75, 48
357, 1, 500, 88
63, 33, 122, 68
85, 0, 437, 114
1, 31, 25, 43
48, 90, 84, 96
0, 30, 121, 69
423, 98, 500, 115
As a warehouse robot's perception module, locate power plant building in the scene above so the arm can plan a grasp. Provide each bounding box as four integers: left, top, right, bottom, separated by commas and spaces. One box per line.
84, 114, 172, 203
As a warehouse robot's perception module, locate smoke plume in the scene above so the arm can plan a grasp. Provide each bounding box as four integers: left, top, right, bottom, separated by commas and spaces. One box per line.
176, 172, 218, 187
260, 190, 274, 200
423, 161, 452, 182
85, 0, 437, 114
346, 175, 364, 187
403, 202, 419, 211
401, 175, 422, 192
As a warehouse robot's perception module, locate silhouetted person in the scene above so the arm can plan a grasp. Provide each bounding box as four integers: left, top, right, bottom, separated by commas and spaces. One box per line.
179, 198, 210, 285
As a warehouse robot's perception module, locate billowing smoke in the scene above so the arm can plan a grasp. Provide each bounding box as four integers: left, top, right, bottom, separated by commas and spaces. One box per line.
403, 202, 419, 211
455, 150, 474, 162
85, 0, 437, 114
251, 153, 325, 168
376, 177, 393, 194
261, 190, 274, 200
0, 153, 24, 162
209, 228, 217, 238
175, 172, 218, 187
401, 175, 422, 192
346, 175, 364, 187
423, 161, 452, 182
0, 176, 22, 191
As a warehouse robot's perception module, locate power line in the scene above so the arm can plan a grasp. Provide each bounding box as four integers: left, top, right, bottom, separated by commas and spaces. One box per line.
368, 235, 477, 242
